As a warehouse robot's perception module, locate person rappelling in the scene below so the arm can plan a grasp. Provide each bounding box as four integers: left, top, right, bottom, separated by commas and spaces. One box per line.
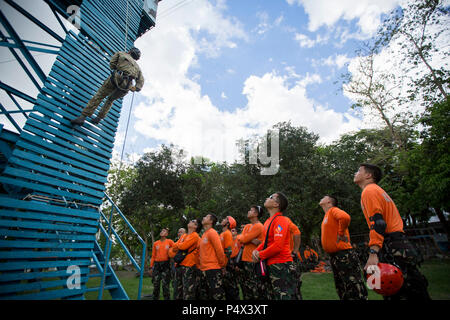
70, 47, 144, 126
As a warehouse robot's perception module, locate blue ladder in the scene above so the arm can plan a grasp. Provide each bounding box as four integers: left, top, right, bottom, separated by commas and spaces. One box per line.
0, 0, 159, 299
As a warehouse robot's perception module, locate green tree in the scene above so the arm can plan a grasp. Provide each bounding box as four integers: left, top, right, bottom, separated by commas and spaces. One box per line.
376, 0, 449, 106
119, 144, 187, 270
404, 98, 450, 237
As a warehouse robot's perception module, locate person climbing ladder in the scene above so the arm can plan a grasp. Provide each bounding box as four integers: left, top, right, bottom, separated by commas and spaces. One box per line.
71, 47, 144, 126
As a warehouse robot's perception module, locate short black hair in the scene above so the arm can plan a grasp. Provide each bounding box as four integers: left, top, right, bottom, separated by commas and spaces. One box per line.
195, 218, 203, 233
251, 205, 264, 218
275, 192, 288, 212
208, 213, 218, 226
327, 195, 338, 207
360, 163, 383, 183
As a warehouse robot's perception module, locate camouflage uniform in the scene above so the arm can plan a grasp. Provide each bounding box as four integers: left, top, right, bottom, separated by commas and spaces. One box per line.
200, 269, 225, 300
329, 249, 368, 300
81, 51, 144, 120
173, 264, 185, 300
240, 262, 267, 300
152, 261, 171, 300
379, 233, 430, 300
292, 255, 303, 300
181, 266, 201, 300
266, 262, 297, 300
223, 264, 240, 300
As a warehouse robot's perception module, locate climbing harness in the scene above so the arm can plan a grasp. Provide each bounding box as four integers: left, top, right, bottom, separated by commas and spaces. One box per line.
110, 69, 135, 91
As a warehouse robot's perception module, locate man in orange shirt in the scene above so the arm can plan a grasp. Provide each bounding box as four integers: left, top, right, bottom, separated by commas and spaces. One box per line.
172, 218, 202, 300
198, 213, 226, 300
354, 163, 430, 300
220, 216, 240, 300
169, 228, 186, 300
319, 195, 368, 300
252, 192, 297, 300
286, 217, 303, 300
149, 228, 175, 300
237, 205, 265, 299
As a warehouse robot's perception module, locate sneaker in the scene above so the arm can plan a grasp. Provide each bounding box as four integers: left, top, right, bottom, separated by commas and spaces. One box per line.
91, 117, 102, 125
70, 115, 86, 125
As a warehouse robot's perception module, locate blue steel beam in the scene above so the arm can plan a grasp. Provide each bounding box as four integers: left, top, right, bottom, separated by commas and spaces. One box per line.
0, 10, 47, 83
0, 30, 42, 91
3, 0, 65, 43
0, 103, 22, 132
0, 41, 60, 54
0, 81, 37, 105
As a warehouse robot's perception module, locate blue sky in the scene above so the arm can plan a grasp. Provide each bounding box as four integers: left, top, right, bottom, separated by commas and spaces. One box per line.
119, 0, 408, 164
3, 0, 439, 165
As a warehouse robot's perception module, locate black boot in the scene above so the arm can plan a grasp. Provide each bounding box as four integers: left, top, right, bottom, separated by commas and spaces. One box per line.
91, 116, 102, 125
70, 114, 86, 125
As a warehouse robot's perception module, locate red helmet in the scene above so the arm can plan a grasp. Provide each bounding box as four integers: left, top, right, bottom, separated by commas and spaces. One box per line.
366, 263, 404, 296
227, 216, 236, 230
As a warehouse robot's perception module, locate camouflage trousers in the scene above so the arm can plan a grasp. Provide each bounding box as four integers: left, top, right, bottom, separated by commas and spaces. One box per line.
180, 266, 201, 300
379, 234, 430, 300
292, 258, 303, 300
266, 261, 298, 300
329, 249, 368, 300
223, 265, 240, 300
152, 261, 171, 300
199, 269, 225, 300
81, 75, 128, 119
173, 265, 185, 300
240, 262, 267, 300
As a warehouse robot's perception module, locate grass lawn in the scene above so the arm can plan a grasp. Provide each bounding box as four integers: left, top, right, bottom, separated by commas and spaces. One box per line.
85, 258, 450, 300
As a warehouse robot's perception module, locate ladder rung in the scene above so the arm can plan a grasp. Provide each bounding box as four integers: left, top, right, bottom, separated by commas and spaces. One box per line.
85, 284, 118, 293
88, 272, 112, 278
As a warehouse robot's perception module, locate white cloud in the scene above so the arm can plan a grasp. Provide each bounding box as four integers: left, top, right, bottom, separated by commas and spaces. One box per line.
294, 33, 328, 48
253, 11, 285, 35
221, 92, 227, 99
255, 11, 270, 35
123, 0, 363, 164
287, 0, 401, 38
314, 54, 352, 69
342, 4, 450, 129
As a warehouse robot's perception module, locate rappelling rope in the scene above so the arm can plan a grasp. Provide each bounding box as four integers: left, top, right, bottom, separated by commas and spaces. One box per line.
124, 0, 130, 51
118, 0, 134, 171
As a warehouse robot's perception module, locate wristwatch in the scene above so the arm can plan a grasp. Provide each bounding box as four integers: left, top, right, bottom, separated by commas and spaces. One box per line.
369, 248, 379, 255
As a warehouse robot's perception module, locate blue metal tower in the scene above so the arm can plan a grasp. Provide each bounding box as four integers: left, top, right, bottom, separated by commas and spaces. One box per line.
0, 0, 161, 299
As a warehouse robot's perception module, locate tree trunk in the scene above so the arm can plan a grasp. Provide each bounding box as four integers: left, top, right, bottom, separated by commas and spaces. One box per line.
407, 33, 448, 98
434, 207, 450, 240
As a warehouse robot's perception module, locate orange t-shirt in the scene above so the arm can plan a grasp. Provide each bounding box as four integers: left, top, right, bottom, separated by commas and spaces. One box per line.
286, 217, 301, 252
237, 222, 265, 262
321, 207, 353, 253
256, 212, 292, 265
304, 249, 318, 260
198, 228, 226, 271
231, 238, 241, 258
169, 234, 187, 258
361, 183, 404, 248
174, 232, 200, 267
150, 238, 175, 267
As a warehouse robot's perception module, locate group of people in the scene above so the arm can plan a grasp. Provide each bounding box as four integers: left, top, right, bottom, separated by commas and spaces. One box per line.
148, 163, 431, 300
67, 49, 432, 301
